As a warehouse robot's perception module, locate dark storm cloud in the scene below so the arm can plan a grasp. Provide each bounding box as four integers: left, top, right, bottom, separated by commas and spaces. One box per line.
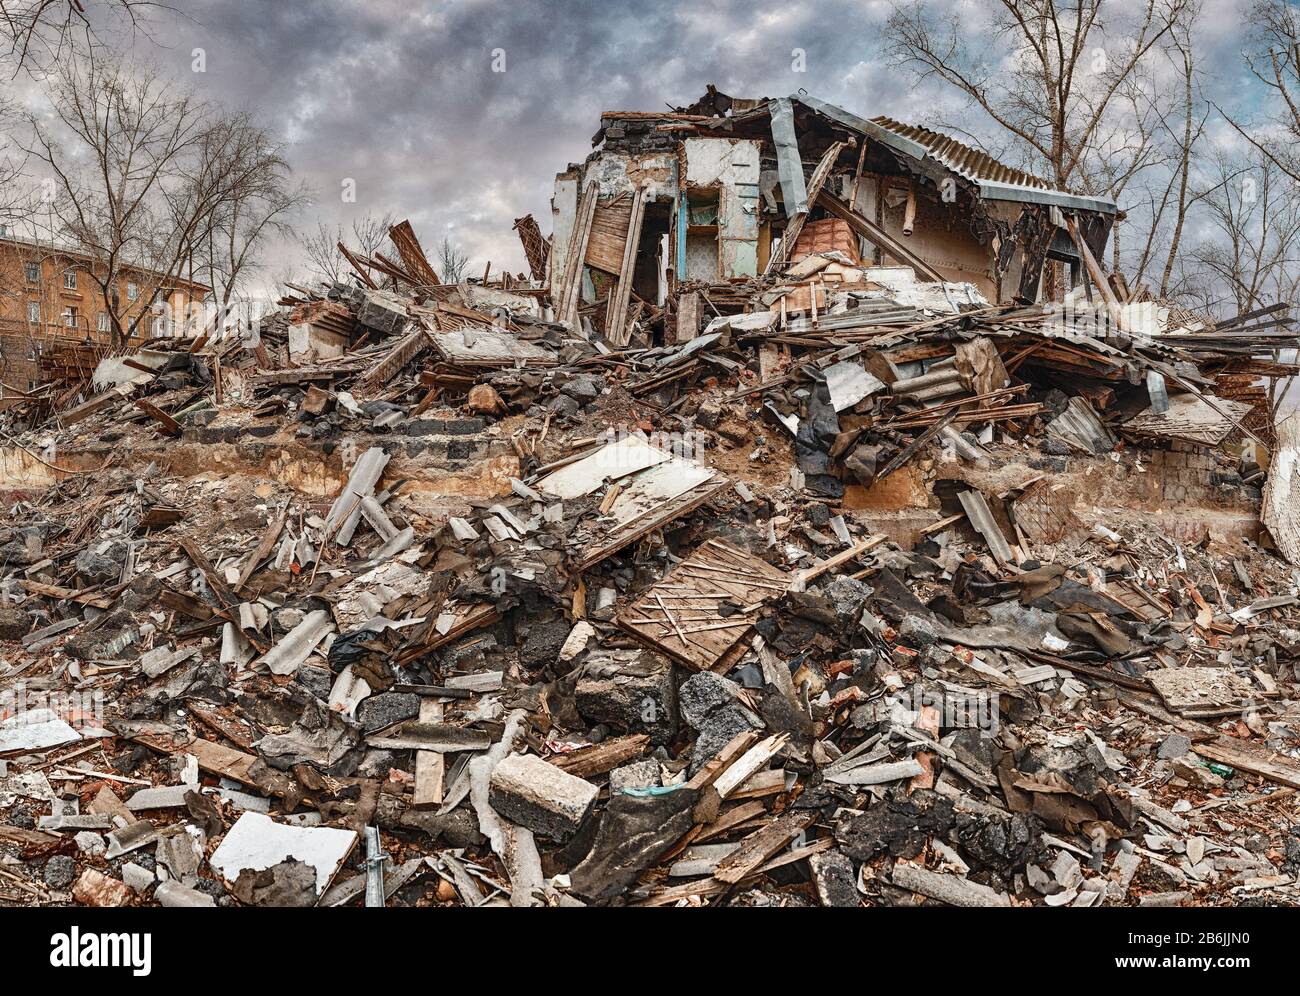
121, 0, 1251, 282
125, 0, 919, 278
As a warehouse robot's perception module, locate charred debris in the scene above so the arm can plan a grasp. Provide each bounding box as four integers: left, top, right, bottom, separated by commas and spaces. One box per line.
4, 88, 1300, 908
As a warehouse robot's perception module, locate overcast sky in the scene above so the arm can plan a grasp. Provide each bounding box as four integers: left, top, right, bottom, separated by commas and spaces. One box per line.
71, 0, 1261, 284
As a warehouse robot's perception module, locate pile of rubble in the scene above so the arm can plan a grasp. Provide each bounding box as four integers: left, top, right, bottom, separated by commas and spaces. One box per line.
5, 88, 1300, 908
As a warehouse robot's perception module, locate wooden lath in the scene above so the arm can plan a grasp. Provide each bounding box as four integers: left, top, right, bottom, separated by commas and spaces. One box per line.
616, 539, 789, 671
555, 182, 599, 332
513, 214, 550, 281
763, 139, 846, 277
388, 220, 442, 286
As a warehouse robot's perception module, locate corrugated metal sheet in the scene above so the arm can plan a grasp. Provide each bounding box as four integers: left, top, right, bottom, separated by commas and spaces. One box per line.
869, 116, 1050, 190
794, 96, 1118, 216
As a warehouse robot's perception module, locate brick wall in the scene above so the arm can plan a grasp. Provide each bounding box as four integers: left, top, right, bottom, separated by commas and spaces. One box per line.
1145, 439, 1219, 505
0, 334, 46, 404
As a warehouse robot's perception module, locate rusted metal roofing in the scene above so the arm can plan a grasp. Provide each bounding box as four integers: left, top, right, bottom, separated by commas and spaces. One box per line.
793, 96, 1118, 216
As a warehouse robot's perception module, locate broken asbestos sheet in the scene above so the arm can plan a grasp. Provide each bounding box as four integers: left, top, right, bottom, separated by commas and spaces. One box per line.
429, 326, 557, 367
534, 433, 730, 570
1124, 393, 1254, 445
0, 710, 82, 753
1147, 666, 1257, 716
209, 812, 357, 898
535, 434, 674, 499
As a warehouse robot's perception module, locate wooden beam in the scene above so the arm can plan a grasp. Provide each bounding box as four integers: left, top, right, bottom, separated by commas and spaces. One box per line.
556, 182, 600, 331
606, 187, 647, 347
135, 399, 180, 436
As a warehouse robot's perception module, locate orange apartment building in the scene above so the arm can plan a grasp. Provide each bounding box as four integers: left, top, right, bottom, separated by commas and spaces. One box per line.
0, 230, 209, 401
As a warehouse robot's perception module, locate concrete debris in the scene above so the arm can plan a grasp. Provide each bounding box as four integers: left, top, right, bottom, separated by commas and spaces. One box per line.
488, 753, 599, 841
1, 83, 1300, 913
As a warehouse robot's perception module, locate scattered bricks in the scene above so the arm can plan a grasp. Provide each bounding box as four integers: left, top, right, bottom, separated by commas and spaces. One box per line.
488, 753, 598, 840
447, 438, 476, 461
72, 868, 135, 907
198, 426, 241, 444
1028, 456, 1069, 473
467, 383, 505, 414
695, 395, 723, 429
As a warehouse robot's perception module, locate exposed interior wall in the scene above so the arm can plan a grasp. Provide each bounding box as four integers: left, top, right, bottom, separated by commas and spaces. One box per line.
681, 137, 761, 280
878, 179, 997, 298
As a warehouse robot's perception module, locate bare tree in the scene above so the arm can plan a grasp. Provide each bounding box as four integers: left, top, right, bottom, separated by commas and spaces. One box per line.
436, 235, 470, 284
299, 211, 395, 285
0, 93, 30, 227
1221, 0, 1300, 185
1118, 8, 1216, 297
1176, 149, 1300, 313
885, 0, 1192, 191
0, 0, 171, 76
24, 58, 293, 346
193, 114, 307, 315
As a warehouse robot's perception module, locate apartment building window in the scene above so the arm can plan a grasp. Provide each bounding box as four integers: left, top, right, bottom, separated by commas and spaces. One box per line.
62, 306, 78, 328
26, 301, 40, 324
63, 269, 77, 290
126, 281, 139, 301
24, 262, 39, 283
97, 311, 111, 333
28, 380, 40, 392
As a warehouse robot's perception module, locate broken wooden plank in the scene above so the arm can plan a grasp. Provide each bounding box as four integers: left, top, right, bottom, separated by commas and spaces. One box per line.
235, 508, 287, 591
713, 810, 815, 884
135, 399, 180, 436
552, 734, 650, 779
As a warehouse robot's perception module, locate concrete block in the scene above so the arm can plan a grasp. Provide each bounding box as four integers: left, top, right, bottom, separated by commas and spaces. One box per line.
575, 651, 679, 745
489, 753, 598, 839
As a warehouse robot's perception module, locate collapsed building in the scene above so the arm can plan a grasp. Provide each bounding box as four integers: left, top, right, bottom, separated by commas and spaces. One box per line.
2, 88, 1300, 909
553, 88, 1119, 321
